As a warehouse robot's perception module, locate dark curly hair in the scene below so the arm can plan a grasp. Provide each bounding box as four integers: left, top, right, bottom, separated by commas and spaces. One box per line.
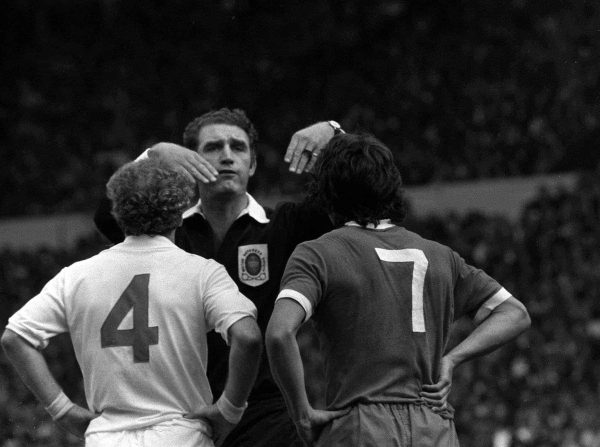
307, 133, 406, 227
106, 159, 195, 236
182, 107, 259, 154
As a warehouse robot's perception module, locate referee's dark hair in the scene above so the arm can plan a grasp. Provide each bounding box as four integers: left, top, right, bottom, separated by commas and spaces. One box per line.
308, 133, 406, 227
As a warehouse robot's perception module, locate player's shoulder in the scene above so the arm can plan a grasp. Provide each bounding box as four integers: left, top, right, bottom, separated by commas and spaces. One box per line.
401, 228, 451, 250
380, 227, 458, 263
63, 248, 113, 274
292, 226, 349, 257
173, 247, 218, 268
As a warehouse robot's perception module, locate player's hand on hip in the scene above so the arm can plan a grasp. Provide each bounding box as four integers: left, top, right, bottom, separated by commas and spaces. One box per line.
148, 142, 218, 184
285, 122, 334, 174
295, 407, 351, 446
420, 355, 456, 413
55, 405, 97, 439
185, 405, 235, 447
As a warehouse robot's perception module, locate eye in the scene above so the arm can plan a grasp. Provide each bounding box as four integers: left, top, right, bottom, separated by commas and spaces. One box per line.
202, 143, 220, 152
231, 140, 248, 151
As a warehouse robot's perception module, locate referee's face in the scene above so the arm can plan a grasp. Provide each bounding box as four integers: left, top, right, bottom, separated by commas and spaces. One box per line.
197, 123, 256, 197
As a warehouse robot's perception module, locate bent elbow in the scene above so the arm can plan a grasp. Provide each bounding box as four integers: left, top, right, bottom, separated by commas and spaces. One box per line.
509, 298, 531, 335
237, 325, 263, 355
1, 329, 23, 355
265, 324, 292, 356
519, 307, 532, 332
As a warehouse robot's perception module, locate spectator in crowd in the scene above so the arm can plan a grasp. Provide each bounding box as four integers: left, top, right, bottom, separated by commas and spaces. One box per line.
2, 158, 262, 446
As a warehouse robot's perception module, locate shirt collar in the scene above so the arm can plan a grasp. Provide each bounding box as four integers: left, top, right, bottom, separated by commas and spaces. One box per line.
121, 235, 176, 248
182, 193, 270, 224
344, 219, 395, 230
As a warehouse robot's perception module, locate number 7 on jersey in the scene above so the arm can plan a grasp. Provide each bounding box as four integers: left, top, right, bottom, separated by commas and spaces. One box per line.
375, 248, 428, 333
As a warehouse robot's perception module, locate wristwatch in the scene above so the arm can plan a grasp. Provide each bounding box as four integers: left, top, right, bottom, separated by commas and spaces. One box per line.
327, 120, 345, 135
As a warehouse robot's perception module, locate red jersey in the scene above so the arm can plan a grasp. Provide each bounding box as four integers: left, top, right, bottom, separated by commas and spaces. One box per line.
278, 223, 510, 412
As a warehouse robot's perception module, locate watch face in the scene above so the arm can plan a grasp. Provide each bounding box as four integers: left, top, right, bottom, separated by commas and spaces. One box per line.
328, 120, 343, 134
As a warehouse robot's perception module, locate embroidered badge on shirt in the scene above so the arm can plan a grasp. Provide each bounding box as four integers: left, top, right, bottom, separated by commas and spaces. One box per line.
238, 244, 269, 287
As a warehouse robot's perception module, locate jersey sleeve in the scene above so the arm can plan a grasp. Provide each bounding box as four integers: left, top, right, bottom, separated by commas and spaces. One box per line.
6, 269, 70, 349
277, 242, 326, 322
452, 252, 512, 319
202, 261, 257, 344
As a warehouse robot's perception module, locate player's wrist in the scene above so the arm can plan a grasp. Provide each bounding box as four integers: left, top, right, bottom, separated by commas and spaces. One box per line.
45, 391, 75, 420
326, 120, 345, 136
442, 353, 461, 369
290, 404, 314, 423
216, 393, 247, 424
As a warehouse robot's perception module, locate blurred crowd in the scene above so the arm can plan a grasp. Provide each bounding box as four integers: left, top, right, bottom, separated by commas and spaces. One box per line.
2, 0, 600, 445
2, 0, 600, 216
2, 170, 600, 446
408, 170, 600, 447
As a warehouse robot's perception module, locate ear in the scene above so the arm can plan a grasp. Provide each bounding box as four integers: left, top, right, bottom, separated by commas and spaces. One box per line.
249, 152, 257, 177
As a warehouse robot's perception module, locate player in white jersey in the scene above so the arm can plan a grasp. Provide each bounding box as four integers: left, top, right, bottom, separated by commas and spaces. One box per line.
1, 158, 262, 447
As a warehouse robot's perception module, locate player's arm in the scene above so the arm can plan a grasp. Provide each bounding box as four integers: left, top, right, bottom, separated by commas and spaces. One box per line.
186, 316, 262, 446
446, 295, 530, 365
94, 195, 125, 243
1, 329, 96, 438
266, 298, 348, 446
222, 316, 263, 408
266, 298, 311, 419
420, 296, 530, 411
285, 120, 344, 174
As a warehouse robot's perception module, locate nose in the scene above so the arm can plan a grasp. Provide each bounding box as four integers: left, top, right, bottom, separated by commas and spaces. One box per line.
220, 144, 234, 164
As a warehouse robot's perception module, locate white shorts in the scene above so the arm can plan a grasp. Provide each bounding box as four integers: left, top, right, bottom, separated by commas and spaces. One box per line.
86, 418, 213, 447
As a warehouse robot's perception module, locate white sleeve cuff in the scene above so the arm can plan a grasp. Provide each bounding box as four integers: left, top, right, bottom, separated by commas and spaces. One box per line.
4, 324, 50, 350
217, 312, 257, 346
45, 391, 75, 420
135, 149, 151, 161
216, 393, 247, 424
482, 287, 512, 311
276, 289, 313, 322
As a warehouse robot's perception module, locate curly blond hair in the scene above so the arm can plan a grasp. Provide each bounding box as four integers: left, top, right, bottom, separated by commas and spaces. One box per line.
106, 159, 194, 236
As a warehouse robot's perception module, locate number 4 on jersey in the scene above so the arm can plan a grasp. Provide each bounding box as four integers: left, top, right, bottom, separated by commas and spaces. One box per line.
101, 274, 159, 363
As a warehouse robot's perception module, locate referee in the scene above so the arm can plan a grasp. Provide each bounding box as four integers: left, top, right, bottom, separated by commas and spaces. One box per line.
95, 108, 344, 446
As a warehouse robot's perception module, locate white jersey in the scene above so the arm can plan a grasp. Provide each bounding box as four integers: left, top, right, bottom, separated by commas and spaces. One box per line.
7, 235, 257, 434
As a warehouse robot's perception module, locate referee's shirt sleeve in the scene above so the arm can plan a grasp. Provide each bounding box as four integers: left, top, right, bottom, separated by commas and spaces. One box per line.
277, 242, 326, 323
6, 269, 70, 350
202, 261, 257, 345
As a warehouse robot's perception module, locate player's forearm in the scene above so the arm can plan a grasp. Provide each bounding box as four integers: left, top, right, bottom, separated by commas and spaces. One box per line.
223, 318, 263, 407
445, 298, 530, 367
1, 329, 63, 407
266, 327, 312, 421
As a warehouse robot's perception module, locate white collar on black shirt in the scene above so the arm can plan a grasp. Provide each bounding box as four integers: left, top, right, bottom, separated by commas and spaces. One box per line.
345, 219, 395, 230
182, 193, 270, 224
